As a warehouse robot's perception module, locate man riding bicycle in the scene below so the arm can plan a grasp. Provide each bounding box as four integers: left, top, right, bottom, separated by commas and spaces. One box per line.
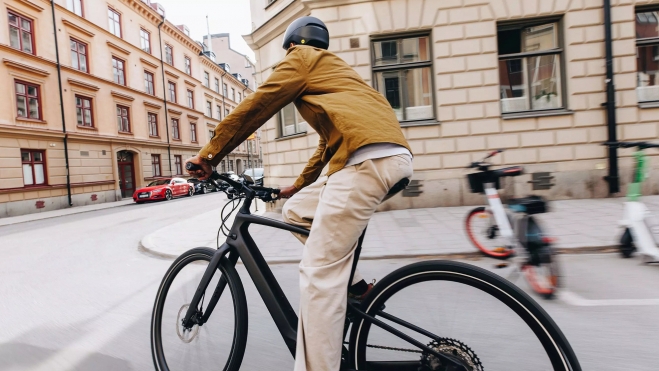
185, 16, 412, 371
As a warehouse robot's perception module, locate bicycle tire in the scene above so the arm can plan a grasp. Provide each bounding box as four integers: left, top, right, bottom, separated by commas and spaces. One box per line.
465, 207, 514, 259
151, 248, 248, 371
349, 260, 580, 371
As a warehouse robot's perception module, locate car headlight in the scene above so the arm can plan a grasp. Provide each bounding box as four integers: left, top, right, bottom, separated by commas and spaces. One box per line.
152, 189, 163, 194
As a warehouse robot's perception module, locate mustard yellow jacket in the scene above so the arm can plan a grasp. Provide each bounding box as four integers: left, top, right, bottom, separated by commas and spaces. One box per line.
199, 45, 411, 189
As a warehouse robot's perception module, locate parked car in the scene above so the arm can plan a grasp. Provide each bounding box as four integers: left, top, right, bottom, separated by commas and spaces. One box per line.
187, 178, 218, 194
133, 177, 194, 203
242, 168, 264, 186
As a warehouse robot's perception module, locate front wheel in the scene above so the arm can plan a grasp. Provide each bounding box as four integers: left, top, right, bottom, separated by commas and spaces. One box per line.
151, 248, 248, 371
165, 190, 173, 201
349, 260, 580, 371
465, 207, 514, 259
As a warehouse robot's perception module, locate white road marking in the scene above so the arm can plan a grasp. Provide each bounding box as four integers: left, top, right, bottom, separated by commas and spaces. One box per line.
558, 290, 659, 306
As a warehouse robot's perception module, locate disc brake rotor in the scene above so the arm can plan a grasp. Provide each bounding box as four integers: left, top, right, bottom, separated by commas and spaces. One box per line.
176, 304, 200, 343
421, 338, 484, 371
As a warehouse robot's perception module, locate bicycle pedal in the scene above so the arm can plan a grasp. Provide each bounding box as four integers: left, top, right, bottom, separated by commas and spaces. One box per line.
494, 263, 509, 269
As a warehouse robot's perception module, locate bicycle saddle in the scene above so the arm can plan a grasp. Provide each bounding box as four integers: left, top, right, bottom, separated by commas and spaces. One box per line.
388, 178, 410, 196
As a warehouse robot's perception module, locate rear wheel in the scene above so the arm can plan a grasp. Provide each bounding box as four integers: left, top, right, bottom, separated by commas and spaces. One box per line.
188, 186, 195, 197
465, 207, 514, 259
151, 248, 248, 371
522, 218, 560, 299
619, 228, 636, 258
349, 260, 580, 371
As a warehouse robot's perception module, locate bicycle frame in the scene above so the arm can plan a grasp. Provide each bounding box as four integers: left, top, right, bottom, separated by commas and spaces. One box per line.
180, 196, 469, 369
483, 182, 515, 247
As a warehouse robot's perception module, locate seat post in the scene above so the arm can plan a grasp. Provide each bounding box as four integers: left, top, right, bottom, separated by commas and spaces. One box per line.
348, 227, 367, 289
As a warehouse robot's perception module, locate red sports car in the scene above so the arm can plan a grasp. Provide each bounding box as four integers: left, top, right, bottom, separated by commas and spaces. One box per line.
133, 177, 194, 203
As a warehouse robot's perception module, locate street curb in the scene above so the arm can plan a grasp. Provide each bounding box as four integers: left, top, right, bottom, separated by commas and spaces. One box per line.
138, 237, 619, 263
0, 200, 134, 227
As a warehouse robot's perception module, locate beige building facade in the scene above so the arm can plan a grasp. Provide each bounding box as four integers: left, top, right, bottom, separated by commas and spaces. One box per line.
203, 33, 257, 91
246, 0, 659, 211
0, 0, 254, 217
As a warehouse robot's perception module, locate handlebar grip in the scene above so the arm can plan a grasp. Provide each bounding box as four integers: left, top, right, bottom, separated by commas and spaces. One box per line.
185, 162, 202, 171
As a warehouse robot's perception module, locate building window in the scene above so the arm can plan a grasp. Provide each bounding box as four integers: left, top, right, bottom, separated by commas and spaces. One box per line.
168, 81, 176, 103
144, 71, 155, 95
209, 129, 214, 142
372, 35, 434, 122
214, 78, 220, 93
231, 88, 235, 101
171, 118, 180, 140
112, 57, 126, 85
498, 21, 564, 114
151, 154, 161, 177
206, 101, 212, 117
107, 8, 121, 37
184, 56, 191, 75
223, 83, 228, 96
204, 72, 210, 87
190, 123, 197, 142
229, 159, 234, 172
237, 92, 242, 103
67, 0, 83, 16
636, 10, 659, 103
15, 81, 41, 120
216, 105, 221, 119
165, 44, 173, 65
278, 102, 306, 137
70, 38, 88, 72
8, 12, 34, 54
225, 108, 230, 117
116, 105, 130, 132
148, 112, 158, 136
187, 90, 194, 108
21, 149, 46, 186
75, 95, 93, 127
220, 160, 226, 172
174, 155, 183, 175
140, 28, 151, 53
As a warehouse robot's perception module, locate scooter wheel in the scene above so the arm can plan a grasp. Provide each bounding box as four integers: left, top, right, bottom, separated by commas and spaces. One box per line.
619, 228, 636, 258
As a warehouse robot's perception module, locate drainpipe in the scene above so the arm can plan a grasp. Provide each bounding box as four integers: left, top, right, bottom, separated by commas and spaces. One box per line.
157, 18, 173, 175
220, 71, 227, 117
50, 1, 72, 206
603, 0, 620, 194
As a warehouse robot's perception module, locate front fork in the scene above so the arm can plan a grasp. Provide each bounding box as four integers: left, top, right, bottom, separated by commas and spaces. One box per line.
182, 244, 234, 329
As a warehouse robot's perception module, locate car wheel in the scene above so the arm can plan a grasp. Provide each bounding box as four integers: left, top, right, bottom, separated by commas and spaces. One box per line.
188, 186, 195, 197
165, 190, 172, 201
201, 185, 207, 194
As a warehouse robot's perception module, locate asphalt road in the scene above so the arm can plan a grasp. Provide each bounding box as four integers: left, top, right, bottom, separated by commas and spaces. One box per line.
0, 193, 658, 371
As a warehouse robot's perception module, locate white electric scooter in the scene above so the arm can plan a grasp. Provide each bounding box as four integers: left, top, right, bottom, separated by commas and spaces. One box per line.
604, 142, 659, 262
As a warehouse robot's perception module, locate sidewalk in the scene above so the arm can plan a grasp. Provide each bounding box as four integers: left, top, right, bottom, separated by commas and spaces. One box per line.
140, 195, 659, 261
0, 199, 134, 227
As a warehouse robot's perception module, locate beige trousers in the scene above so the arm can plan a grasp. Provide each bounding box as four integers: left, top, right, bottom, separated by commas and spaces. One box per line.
282, 155, 413, 371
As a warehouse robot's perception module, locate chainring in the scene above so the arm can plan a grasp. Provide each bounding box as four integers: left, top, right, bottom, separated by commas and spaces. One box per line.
420, 338, 484, 371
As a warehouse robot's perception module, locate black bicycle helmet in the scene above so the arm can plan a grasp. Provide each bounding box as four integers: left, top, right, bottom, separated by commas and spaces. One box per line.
282, 16, 329, 50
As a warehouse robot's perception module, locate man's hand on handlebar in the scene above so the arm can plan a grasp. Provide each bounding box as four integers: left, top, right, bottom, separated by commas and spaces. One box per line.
279, 185, 299, 199
185, 155, 212, 180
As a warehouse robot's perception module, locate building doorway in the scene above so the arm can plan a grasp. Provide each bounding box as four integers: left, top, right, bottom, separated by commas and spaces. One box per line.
117, 150, 136, 198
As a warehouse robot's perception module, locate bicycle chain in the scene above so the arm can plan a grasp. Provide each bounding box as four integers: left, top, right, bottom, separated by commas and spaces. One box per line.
346, 337, 483, 370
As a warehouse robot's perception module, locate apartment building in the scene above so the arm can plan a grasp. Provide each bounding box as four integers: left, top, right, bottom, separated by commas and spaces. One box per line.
203, 33, 257, 90
0, 0, 252, 217
246, 0, 659, 211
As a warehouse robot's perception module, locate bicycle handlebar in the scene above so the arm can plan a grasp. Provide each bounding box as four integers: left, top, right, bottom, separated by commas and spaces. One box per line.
602, 141, 659, 149
185, 162, 280, 202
